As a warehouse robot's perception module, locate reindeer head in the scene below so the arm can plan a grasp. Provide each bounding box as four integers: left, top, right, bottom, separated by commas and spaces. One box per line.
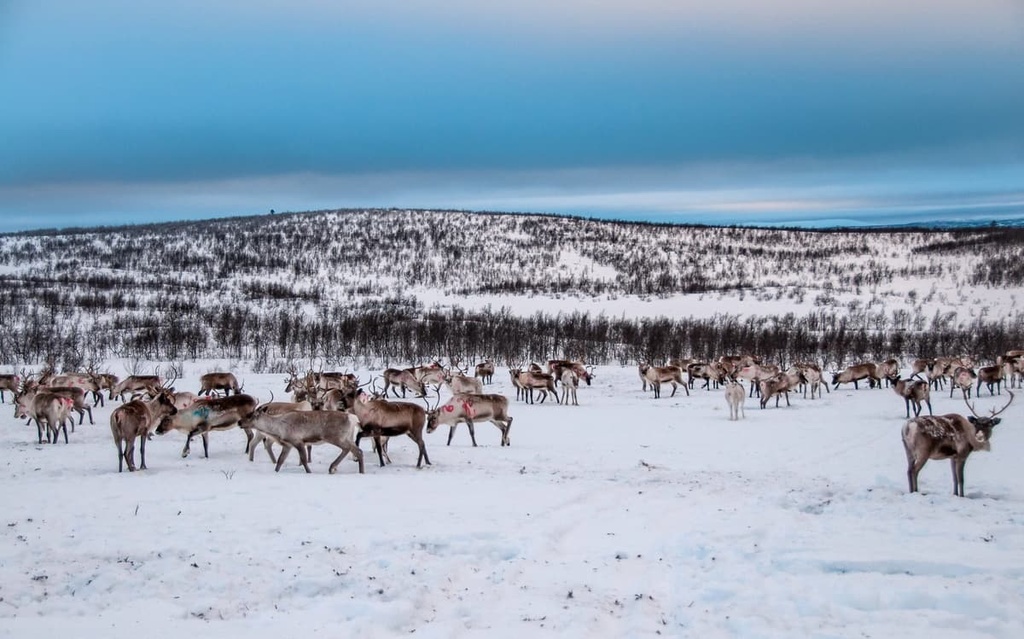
965, 390, 1013, 449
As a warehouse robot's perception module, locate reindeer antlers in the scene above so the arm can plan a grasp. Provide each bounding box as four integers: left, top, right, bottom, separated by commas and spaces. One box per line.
964, 389, 1014, 419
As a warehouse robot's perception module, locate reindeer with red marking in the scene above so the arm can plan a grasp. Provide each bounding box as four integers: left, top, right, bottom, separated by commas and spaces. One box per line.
427, 393, 513, 447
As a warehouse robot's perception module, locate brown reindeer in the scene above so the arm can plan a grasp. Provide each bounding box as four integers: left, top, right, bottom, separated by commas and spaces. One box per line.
902, 391, 1013, 496
474, 360, 495, 385
759, 369, 802, 409
640, 363, 689, 398
889, 375, 932, 418
198, 372, 241, 397
948, 366, 976, 399
348, 389, 430, 468
16, 391, 75, 444
976, 364, 1004, 397
110, 389, 178, 472
382, 367, 426, 398
0, 373, 21, 403
511, 366, 560, 404
831, 363, 880, 390
112, 375, 164, 402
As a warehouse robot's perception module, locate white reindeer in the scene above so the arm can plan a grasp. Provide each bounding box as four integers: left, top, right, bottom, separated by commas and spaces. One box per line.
724, 380, 745, 421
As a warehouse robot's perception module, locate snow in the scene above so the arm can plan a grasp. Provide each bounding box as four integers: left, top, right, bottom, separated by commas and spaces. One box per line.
2, 365, 1023, 638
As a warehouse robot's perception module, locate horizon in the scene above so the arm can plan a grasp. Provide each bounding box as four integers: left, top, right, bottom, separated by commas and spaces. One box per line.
2, 1, 1022, 233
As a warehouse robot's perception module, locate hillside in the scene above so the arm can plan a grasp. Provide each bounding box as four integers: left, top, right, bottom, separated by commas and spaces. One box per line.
1, 209, 1022, 368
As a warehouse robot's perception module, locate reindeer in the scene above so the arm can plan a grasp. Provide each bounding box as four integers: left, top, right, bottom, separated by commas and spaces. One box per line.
513, 367, 560, 404
347, 390, 430, 468
382, 367, 426, 398
443, 368, 484, 396
548, 360, 594, 386
1006, 356, 1023, 390
15, 384, 93, 427
155, 394, 258, 459
948, 366, 976, 399
560, 369, 580, 406
734, 363, 780, 398
110, 389, 178, 472
976, 364, 1004, 396
640, 363, 688, 398
831, 363, 880, 390
724, 380, 745, 420
692, 361, 728, 391
284, 364, 317, 402
793, 362, 829, 399
94, 372, 120, 402
238, 409, 364, 474
314, 370, 359, 394
0, 373, 22, 403
759, 369, 802, 409
474, 360, 495, 385
902, 391, 1013, 496
45, 371, 105, 407
426, 393, 513, 447
889, 376, 932, 418
413, 361, 446, 394
112, 375, 164, 402
16, 391, 74, 444
245, 395, 318, 463
875, 359, 900, 387
198, 372, 241, 397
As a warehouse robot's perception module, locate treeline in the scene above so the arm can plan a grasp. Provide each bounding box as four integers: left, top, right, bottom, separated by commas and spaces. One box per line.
3, 298, 1021, 373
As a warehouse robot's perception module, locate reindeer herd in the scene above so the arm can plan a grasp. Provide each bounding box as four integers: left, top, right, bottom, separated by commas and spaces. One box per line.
2, 350, 1021, 498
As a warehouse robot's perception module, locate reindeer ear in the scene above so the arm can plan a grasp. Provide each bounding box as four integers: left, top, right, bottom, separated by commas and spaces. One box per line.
990, 418, 1001, 427
968, 416, 978, 425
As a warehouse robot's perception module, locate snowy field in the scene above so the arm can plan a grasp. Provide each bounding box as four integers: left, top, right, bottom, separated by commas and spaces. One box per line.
1, 364, 1023, 638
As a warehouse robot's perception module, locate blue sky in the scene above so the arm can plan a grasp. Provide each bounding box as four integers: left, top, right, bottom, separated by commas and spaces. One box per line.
1, 0, 1022, 231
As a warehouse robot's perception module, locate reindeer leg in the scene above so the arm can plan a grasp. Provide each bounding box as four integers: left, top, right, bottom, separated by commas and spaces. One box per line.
139, 431, 147, 470
116, 437, 124, 473
447, 424, 457, 446
373, 434, 387, 467
201, 432, 210, 458
296, 444, 312, 474
412, 432, 431, 468
467, 420, 477, 447
86, 405, 94, 425
182, 429, 197, 458
951, 458, 965, 497
274, 444, 292, 472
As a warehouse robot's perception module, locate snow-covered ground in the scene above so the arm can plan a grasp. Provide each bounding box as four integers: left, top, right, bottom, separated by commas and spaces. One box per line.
1, 365, 1022, 638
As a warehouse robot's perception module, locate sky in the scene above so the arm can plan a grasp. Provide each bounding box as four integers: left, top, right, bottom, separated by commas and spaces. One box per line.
1, 0, 1022, 232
